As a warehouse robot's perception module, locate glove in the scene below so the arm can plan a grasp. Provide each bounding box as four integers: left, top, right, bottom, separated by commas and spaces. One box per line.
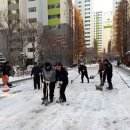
60, 81, 63, 84
42, 80, 44, 83
45, 81, 50, 84
58, 81, 63, 85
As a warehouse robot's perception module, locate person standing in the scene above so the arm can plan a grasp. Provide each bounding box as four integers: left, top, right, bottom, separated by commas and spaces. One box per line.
103, 59, 113, 90
55, 62, 68, 103
31, 62, 41, 90
1, 61, 11, 77
1, 61, 12, 92
117, 59, 121, 67
41, 62, 56, 103
78, 63, 89, 83
98, 60, 104, 86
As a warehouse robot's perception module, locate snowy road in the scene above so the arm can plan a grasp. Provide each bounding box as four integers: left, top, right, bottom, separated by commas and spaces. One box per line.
0, 64, 130, 130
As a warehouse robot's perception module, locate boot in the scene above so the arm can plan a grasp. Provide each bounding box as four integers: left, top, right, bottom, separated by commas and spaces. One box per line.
107, 83, 113, 90
109, 83, 113, 90
100, 82, 104, 86
49, 100, 53, 103
88, 79, 89, 83
81, 80, 84, 83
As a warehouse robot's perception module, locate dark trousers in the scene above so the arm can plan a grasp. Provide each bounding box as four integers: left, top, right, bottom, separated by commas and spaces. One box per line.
99, 71, 103, 83
103, 72, 106, 83
34, 76, 40, 89
60, 83, 68, 101
43, 82, 55, 101
107, 74, 113, 89
81, 72, 89, 83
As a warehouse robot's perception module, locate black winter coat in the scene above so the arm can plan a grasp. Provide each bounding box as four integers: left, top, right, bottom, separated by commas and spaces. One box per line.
56, 67, 68, 84
1, 65, 11, 76
31, 66, 41, 77
104, 62, 113, 75
78, 65, 88, 74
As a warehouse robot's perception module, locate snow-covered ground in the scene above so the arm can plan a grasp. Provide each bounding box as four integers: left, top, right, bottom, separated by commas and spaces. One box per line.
0, 64, 130, 130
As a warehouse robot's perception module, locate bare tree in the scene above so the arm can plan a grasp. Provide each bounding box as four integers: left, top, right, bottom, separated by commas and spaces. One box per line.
21, 20, 43, 62
37, 26, 68, 64
113, 0, 128, 59
0, 10, 20, 61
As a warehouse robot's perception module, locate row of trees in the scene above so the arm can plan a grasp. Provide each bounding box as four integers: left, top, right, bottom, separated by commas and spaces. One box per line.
0, 4, 86, 66
113, 0, 128, 59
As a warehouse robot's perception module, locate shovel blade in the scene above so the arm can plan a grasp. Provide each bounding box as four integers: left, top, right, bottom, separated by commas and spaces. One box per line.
71, 80, 73, 83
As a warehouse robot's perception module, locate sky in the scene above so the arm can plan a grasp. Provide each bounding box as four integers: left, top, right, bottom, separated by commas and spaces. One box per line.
93, 0, 113, 12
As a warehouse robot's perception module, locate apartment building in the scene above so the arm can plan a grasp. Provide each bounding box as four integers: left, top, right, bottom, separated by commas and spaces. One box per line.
0, 0, 73, 65
0, 0, 26, 59
46, 0, 73, 65
103, 11, 113, 53
94, 11, 103, 53
75, 0, 94, 48
24, 0, 73, 65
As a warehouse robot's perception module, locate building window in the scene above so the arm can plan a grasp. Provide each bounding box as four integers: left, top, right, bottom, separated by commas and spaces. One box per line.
48, 14, 60, 19
28, 18, 37, 23
85, 20, 90, 22
86, 32, 90, 34
48, 3, 60, 9
85, 8, 90, 10
28, 48, 34, 52
85, 36, 90, 38
28, 0, 36, 1
86, 28, 90, 30
85, 40, 90, 42
85, 4, 90, 6
28, 7, 36, 12
85, 0, 90, 2
85, 12, 90, 14
85, 16, 90, 18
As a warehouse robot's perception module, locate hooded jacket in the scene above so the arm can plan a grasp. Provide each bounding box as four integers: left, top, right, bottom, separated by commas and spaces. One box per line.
42, 66, 56, 82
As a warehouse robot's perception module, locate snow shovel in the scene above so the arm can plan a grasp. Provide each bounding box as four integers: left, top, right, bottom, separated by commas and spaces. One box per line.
56, 81, 63, 103
71, 74, 80, 84
42, 81, 50, 106
89, 73, 98, 79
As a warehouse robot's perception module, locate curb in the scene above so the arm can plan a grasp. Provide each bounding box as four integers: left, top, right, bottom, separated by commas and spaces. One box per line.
0, 77, 32, 88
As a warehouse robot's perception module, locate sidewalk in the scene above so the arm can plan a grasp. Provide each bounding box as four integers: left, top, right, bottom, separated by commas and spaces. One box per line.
113, 63, 130, 88
0, 75, 32, 87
